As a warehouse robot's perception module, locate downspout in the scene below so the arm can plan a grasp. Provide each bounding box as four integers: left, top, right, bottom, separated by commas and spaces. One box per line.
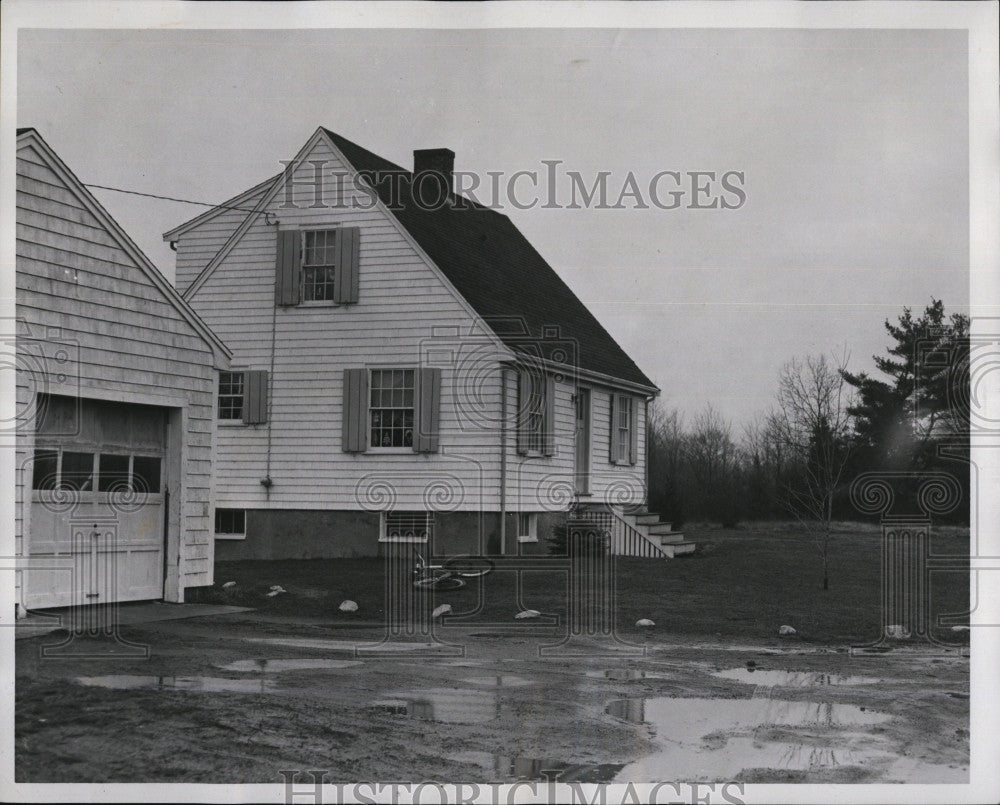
499, 366, 508, 555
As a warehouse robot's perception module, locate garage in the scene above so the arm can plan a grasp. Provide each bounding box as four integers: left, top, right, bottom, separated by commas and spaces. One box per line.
16, 129, 231, 612
26, 396, 169, 609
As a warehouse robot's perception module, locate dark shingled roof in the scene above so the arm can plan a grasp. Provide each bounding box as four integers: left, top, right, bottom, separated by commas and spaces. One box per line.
323, 129, 656, 391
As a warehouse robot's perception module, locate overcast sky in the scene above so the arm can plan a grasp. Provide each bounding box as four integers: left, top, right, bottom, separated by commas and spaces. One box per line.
17, 26, 970, 426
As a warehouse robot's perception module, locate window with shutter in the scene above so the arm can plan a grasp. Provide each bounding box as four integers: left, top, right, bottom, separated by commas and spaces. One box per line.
610, 394, 634, 465
276, 227, 360, 307
516, 368, 552, 457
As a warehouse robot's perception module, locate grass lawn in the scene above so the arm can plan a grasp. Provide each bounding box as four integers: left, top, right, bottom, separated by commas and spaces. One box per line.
200, 520, 970, 646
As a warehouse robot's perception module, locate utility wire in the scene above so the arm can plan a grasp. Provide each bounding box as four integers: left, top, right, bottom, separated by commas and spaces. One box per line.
83, 182, 264, 216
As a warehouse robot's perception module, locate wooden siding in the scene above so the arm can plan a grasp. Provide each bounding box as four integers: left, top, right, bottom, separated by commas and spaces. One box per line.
15, 141, 219, 593
175, 133, 647, 515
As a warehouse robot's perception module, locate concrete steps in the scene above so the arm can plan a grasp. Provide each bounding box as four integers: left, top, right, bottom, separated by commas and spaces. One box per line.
661, 541, 697, 558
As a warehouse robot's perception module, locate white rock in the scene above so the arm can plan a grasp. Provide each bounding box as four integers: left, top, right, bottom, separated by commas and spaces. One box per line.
338, 600, 359, 612
269, 585, 286, 593
886, 624, 908, 639
265, 589, 286, 598
635, 619, 655, 628
778, 625, 797, 636
431, 604, 452, 618
514, 609, 541, 620
222, 581, 237, 589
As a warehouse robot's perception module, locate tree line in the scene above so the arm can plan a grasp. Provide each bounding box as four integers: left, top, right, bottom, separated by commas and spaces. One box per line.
646, 299, 970, 584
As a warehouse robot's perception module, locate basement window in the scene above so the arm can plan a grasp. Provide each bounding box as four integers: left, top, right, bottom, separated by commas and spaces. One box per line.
380, 511, 432, 543
215, 508, 246, 539
517, 512, 538, 543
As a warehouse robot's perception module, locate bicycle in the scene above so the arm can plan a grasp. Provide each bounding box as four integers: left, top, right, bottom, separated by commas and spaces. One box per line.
411, 549, 493, 590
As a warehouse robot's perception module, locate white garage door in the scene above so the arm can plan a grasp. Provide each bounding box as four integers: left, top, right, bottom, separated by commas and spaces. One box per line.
26, 395, 167, 610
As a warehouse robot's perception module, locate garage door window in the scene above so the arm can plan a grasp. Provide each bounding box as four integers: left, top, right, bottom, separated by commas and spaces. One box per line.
97, 454, 130, 492
60, 451, 94, 491
31, 449, 58, 490
32, 448, 161, 494
132, 456, 162, 493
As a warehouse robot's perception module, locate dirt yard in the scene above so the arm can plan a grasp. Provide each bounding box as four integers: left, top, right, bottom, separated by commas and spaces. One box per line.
15, 523, 970, 784
15, 613, 968, 783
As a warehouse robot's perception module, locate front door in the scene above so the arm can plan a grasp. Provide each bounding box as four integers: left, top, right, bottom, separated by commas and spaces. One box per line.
574, 388, 591, 495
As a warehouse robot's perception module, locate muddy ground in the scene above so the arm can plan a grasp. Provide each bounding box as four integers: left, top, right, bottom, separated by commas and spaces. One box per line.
15, 612, 969, 784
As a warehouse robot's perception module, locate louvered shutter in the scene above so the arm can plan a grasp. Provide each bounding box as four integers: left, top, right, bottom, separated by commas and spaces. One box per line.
334, 226, 360, 304
242, 370, 268, 425
413, 368, 441, 453
609, 393, 620, 464
516, 369, 529, 455
342, 368, 368, 453
274, 230, 301, 306
628, 397, 639, 465
542, 374, 555, 456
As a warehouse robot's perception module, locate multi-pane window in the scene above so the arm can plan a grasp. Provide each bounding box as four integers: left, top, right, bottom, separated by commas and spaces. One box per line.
215, 508, 246, 536
302, 229, 338, 302
218, 371, 244, 420
30, 448, 161, 493
522, 373, 545, 453
382, 511, 432, 542
616, 396, 633, 464
370, 369, 415, 448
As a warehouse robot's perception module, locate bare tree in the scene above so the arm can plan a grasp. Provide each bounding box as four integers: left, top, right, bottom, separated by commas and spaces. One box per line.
684, 404, 741, 525
769, 353, 854, 589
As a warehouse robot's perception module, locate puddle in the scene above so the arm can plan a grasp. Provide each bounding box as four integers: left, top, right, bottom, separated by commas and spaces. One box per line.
447, 751, 623, 782
606, 696, 891, 728
372, 689, 499, 723
712, 669, 880, 687
75, 675, 276, 694
459, 675, 535, 687
244, 637, 445, 653
218, 659, 363, 673
602, 696, 958, 782
587, 669, 648, 681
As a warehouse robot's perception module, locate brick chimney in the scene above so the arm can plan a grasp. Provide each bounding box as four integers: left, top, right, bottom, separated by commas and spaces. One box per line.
413, 148, 455, 196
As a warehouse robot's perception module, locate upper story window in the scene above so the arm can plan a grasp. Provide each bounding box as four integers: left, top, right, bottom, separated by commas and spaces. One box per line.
218, 371, 244, 420
302, 229, 338, 302
275, 227, 359, 307
370, 369, 415, 448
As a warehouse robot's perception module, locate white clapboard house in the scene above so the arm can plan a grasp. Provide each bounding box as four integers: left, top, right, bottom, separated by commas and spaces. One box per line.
15, 129, 232, 611
166, 127, 688, 560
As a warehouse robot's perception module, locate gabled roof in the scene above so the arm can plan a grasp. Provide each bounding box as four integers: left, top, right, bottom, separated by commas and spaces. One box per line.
166, 127, 656, 391
16, 129, 232, 364
322, 129, 657, 391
